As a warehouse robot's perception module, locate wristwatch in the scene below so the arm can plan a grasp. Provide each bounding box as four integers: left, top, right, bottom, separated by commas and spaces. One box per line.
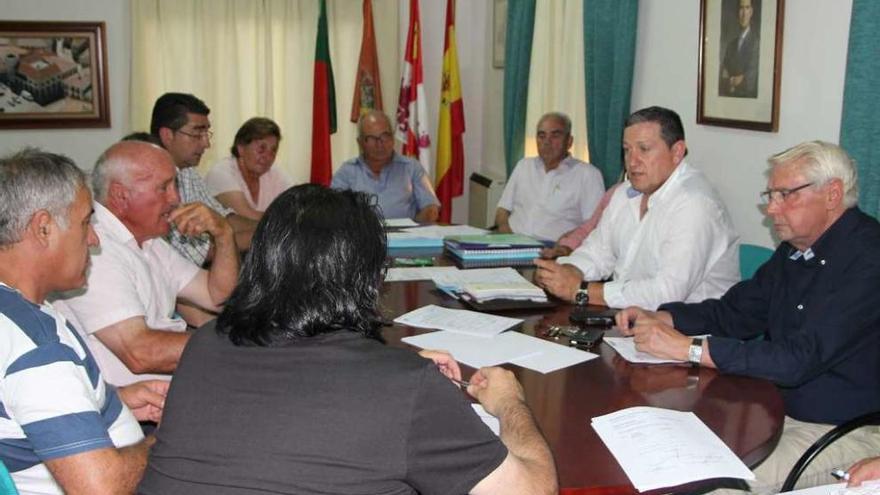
574, 281, 590, 306
688, 337, 704, 366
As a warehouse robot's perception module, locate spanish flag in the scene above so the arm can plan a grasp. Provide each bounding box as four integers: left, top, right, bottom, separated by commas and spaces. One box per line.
435, 0, 465, 223
310, 0, 337, 186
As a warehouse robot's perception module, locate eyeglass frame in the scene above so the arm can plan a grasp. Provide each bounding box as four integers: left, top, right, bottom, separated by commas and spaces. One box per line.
175, 128, 214, 141
759, 182, 814, 205
360, 131, 394, 146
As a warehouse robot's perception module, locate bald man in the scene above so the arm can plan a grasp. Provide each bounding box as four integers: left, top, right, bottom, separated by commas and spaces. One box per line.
331, 110, 440, 222
55, 141, 239, 386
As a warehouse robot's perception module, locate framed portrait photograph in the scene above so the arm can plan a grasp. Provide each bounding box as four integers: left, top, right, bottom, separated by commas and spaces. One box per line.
0, 21, 110, 129
697, 0, 784, 132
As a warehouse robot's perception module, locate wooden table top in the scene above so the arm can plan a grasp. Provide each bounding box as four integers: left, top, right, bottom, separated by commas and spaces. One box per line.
379, 268, 784, 494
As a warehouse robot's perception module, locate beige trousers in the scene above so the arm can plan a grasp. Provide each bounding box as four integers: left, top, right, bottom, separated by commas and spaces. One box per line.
705, 416, 880, 495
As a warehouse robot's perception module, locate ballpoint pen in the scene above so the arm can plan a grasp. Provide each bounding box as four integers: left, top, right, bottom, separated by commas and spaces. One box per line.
451, 378, 471, 389
831, 468, 850, 481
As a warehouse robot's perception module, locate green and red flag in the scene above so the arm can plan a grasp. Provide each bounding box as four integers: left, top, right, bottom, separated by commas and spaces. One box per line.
310, 0, 337, 186
435, 0, 465, 222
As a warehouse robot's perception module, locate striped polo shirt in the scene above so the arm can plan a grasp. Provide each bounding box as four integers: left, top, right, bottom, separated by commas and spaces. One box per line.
0, 284, 142, 494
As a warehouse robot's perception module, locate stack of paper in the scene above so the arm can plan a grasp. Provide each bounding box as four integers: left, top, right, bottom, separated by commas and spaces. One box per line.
396, 305, 597, 373
384, 218, 419, 228
385, 266, 459, 282
591, 407, 754, 492
432, 268, 548, 303
387, 232, 444, 249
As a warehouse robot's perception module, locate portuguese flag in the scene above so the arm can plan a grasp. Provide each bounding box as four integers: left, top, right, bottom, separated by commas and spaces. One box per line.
310, 0, 337, 186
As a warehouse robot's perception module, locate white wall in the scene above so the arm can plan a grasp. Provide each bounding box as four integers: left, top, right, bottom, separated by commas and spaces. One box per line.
0, 0, 130, 170
631, 0, 853, 248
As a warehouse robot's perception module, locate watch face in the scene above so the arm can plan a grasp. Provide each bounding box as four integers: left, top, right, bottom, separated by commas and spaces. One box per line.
575, 290, 589, 305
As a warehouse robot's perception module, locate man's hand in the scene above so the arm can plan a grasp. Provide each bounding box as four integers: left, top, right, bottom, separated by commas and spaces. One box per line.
170, 202, 234, 240
417, 349, 462, 382
539, 244, 572, 259
848, 456, 880, 487
533, 259, 582, 301
117, 380, 169, 423
630, 317, 691, 361
615, 306, 673, 334
466, 366, 526, 418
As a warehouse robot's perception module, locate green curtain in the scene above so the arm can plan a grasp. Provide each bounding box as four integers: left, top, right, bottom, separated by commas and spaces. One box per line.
583, 0, 639, 187
840, 0, 880, 218
502, 0, 536, 177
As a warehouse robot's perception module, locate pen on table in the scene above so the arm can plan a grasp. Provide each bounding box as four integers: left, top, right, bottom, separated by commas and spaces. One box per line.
831, 468, 850, 481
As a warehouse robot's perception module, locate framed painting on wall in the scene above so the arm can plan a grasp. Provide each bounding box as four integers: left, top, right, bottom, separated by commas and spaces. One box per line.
697, 0, 784, 132
0, 21, 110, 129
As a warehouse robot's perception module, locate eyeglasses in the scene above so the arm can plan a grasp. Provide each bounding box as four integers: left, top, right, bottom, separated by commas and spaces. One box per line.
362, 132, 393, 146
175, 129, 214, 142
760, 182, 814, 204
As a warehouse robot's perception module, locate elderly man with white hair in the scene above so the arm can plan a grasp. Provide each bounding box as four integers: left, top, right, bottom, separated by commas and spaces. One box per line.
55, 140, 239, 387
616, 141, 880, 494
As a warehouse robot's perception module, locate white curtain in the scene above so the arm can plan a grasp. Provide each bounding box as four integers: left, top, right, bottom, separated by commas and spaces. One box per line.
130, 0, 400, 184
523, 0, 589, 163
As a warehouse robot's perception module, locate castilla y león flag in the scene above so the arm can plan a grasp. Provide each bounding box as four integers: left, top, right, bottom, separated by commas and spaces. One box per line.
395, 0, 431, 173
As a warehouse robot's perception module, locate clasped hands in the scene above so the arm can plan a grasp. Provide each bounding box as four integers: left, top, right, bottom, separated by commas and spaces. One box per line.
616, 307, 692, 361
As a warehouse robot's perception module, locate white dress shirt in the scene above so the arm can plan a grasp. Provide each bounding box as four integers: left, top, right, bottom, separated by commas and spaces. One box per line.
54, 202, 200, 386
557, 161, 740, 310
497, 155, 605, 241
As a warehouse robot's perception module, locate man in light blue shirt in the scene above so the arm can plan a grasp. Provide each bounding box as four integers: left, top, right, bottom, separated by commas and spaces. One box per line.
332, 111, 440, 222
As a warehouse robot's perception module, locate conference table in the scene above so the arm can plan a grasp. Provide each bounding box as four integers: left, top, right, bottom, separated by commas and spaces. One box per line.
380, 249, 784, 494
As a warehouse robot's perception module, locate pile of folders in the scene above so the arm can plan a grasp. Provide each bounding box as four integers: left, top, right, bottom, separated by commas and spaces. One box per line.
443, 234, 546, 269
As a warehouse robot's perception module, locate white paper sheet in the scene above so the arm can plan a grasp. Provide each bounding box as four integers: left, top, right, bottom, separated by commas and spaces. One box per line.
471, 404, 500, 436
780, 481, 880, 495
402, 225, 489, 238
510, 340, 598, 373
603, 336, 686, 364
394, 304, 522, 337
385, 266, 459, 282
591, 406, 754, 492
402, 330, 541, 368
432, 267, 526, 289
384, 218, 419, 227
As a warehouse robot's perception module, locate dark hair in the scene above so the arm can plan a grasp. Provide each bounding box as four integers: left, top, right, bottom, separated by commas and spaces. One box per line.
217, 184, 388, 346
121, 131, 163, 147
230, 117, 282, 158
149, 92, 210, 136
625, 106, 686, 149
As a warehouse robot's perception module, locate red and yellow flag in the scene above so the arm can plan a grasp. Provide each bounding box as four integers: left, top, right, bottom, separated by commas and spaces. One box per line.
435, 0, 465, 222
310, 0, 337, 186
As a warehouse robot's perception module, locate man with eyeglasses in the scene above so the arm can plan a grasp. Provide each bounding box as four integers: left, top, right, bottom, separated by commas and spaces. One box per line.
616, 140, 880, 494
150, 92, 256, 266
495, 112, 605, 241
331, 110, 440, 222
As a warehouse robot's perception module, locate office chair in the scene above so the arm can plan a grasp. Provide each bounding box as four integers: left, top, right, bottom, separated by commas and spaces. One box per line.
739, 243, 773, 280
0, 460, 18, 495
780, 410, 880, 492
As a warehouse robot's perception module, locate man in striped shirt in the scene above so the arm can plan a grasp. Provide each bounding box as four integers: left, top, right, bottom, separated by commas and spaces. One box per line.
0, 148, 168, 495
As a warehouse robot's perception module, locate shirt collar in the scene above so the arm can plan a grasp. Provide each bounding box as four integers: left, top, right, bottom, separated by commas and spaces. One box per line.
92, 201, 137, 246
784, 207, 861, 263
625, 160, 689, 201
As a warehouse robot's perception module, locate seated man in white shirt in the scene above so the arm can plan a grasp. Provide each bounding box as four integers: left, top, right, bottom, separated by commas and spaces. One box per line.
535, 106, 740, 310
55, 140, 240, 386
495, 112, 605, 241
